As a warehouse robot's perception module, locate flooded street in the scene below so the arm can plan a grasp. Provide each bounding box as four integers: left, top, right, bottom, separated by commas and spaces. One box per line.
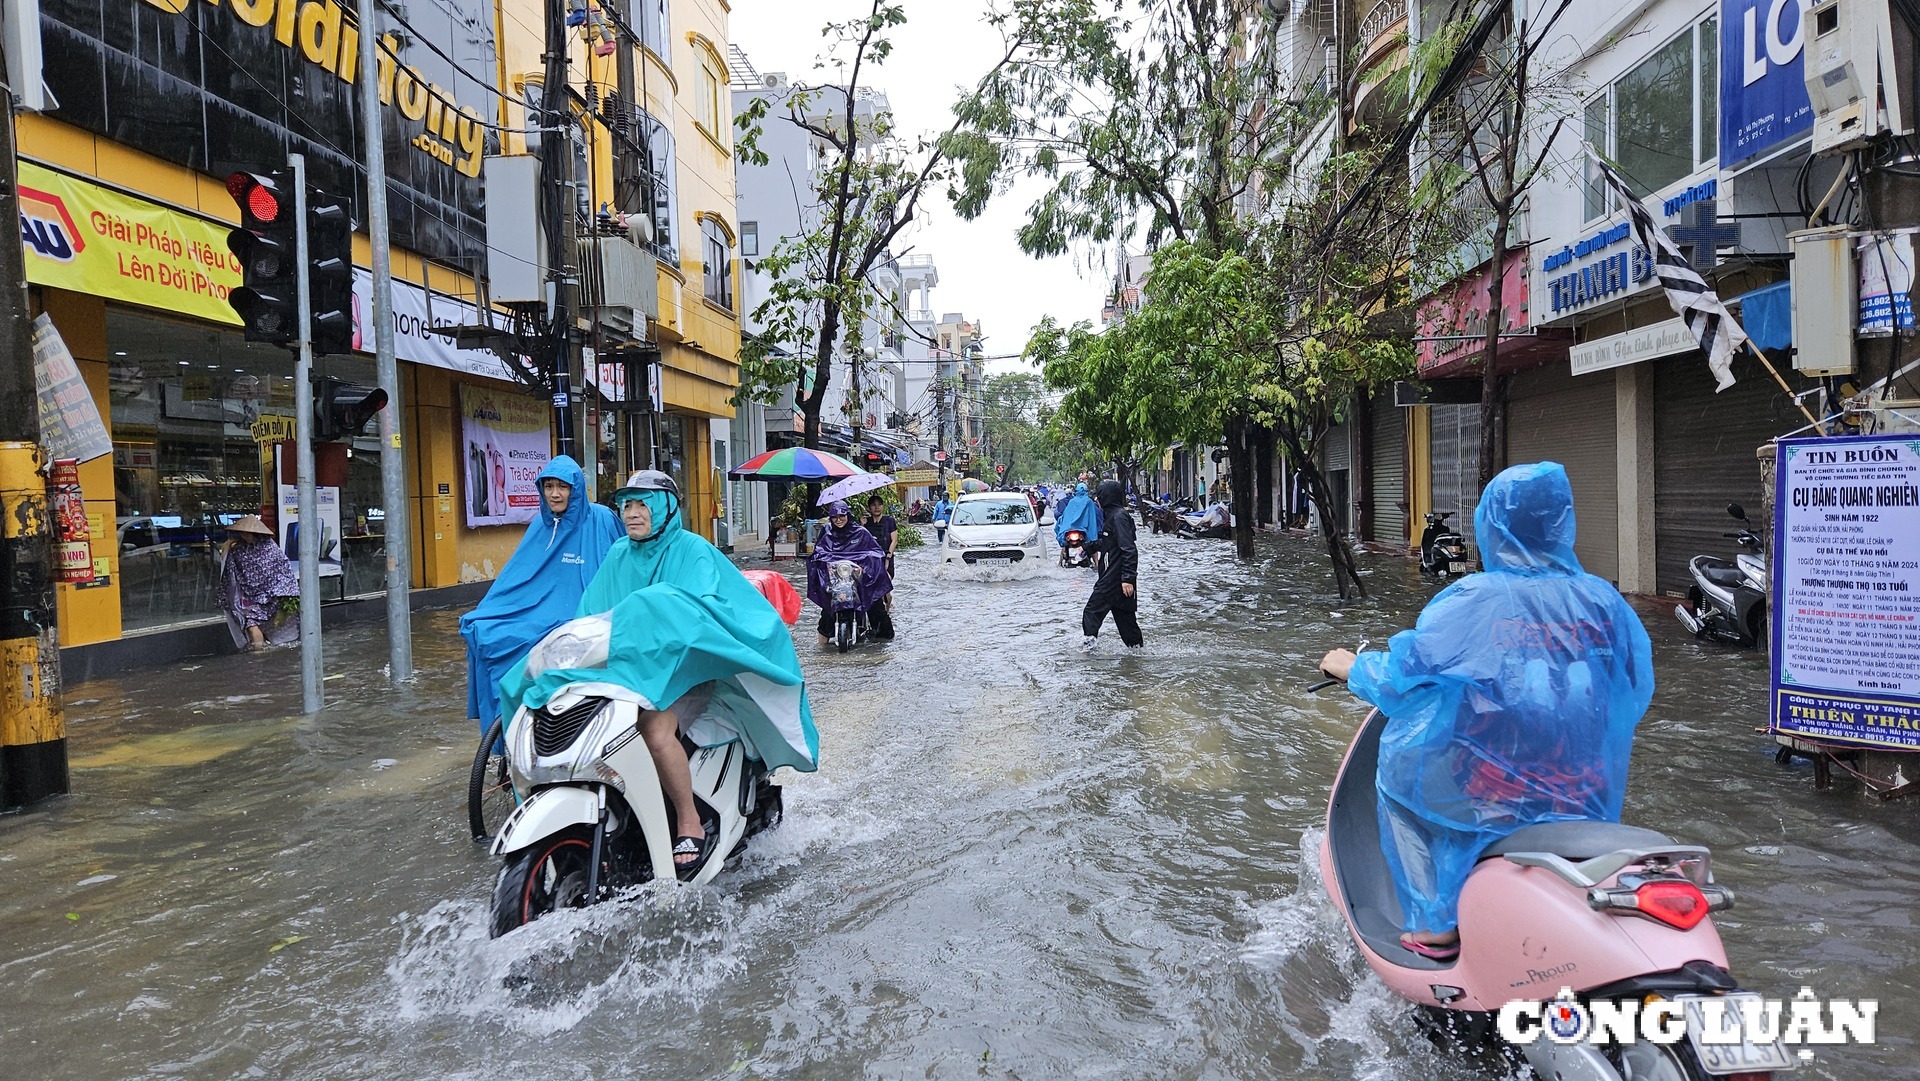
2, 529, 1914, 1079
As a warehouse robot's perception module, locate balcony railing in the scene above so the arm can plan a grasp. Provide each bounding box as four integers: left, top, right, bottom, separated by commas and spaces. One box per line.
1359, 0, 1407, 47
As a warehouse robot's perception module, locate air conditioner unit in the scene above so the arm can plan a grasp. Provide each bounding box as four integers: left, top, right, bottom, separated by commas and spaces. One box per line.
1804, 0, 1914, 153
763, 72, 786, 89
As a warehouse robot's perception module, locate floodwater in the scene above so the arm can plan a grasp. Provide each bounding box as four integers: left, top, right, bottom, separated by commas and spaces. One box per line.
2, 529, 1914, 1079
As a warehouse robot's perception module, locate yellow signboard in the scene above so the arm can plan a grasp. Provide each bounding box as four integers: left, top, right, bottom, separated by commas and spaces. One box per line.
18, 161, 244, 326
894, 468, 938, 485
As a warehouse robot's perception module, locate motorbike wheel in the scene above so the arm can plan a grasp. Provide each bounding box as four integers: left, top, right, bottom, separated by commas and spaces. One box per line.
1608, 1037, 1696, 1080
1746, 604, 1766, 648
467, 717, 513, 844
836, 613, 854, 653
489, 825, 597, 938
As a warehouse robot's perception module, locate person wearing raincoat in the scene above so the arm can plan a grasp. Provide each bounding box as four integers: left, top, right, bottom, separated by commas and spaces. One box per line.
1053, 482, 1103, 548
808, 500, 894, 641
459, 455, 623, 735
1081, 480, 1142, 648
1319, 462, 1654, 959
499, 470, 819, 872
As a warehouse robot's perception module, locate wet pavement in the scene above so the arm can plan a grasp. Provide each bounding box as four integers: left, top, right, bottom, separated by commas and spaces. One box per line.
1, 528, 1915, 1079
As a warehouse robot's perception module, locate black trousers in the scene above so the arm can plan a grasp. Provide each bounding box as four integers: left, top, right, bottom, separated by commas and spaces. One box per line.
1081, 584, 1143, 646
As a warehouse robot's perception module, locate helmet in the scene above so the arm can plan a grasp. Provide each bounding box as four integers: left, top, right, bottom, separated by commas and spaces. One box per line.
612, 469, 678, 504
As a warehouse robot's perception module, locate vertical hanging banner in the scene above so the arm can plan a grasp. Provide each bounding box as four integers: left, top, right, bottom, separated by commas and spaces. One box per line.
1772, 435, 1920, 748
30, 315, 113, 463
459, 384, 550, 527
1720, 0, 1815, 169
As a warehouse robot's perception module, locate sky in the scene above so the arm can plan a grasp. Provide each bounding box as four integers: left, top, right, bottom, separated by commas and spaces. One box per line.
727, 0, 1112, 374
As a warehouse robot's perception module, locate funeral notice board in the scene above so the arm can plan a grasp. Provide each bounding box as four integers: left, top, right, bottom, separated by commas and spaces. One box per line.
1772, 435, 1920, 748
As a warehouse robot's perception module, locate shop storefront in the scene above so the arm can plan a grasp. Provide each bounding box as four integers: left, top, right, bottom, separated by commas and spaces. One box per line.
1507, 359, 1621, 581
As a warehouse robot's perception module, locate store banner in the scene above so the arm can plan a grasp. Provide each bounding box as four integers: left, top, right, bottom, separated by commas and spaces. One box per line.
350, 270, 517, 382
30, 314, 112, 463
18, 161, 243, 326
1720, 0, 1815, 169
459, 384, 550, 528
1771, 435, 1920, 749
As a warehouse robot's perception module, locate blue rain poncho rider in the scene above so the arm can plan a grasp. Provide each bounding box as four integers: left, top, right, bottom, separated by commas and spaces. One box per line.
459, 455, 623, 733
1345, 462, 1654, 936
497, 480, 819, 773
1053, 482, 1103, 547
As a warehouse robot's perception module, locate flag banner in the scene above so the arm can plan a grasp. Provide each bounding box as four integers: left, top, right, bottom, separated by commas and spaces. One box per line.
1589, 146, 1745, 391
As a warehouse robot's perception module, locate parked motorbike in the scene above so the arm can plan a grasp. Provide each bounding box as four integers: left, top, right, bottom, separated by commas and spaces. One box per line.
486, 615, 784, 937
1059, 528, 1093, 567
1143, 498, 1193, 535
1314, 677, 1789, 1079
1675, 503, 1768, 648
1419, 511, 1471, 578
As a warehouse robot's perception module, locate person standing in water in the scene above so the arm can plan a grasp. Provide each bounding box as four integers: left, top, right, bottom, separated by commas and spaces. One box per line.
1081, 480, 1143, 649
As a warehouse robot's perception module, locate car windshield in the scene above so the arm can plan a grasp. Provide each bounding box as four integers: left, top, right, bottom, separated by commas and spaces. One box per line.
951, 499, 1033, 526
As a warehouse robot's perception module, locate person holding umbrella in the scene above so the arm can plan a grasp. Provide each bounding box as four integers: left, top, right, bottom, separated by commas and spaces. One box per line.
808, 500, 894, 642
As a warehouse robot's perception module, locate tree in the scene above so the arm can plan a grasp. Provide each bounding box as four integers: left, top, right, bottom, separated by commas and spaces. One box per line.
952, 0, 1317, 558
733, 2, 1025, 454
1409, 1, 1575, 489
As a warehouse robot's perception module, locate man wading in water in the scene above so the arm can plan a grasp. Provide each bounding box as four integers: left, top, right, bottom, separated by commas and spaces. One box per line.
1081, 479, 1143, 649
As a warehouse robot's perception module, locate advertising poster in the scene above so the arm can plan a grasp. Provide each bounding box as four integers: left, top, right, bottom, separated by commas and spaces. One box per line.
18, 162, 244, 326
1857, 232, 1916, 336
31, 314, 112, 463
1772, 435, 1920, 748
459, 385, 550, 528
1720, 0, 1816, 169
275, 488, 344, 581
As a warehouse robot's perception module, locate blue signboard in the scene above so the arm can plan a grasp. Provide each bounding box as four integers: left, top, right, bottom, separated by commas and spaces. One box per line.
1720, 0, 1816, 168
1771, 435, 1920, 749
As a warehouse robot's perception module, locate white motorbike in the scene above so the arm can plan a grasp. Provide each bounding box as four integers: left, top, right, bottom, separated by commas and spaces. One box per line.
486, 615, 785, 937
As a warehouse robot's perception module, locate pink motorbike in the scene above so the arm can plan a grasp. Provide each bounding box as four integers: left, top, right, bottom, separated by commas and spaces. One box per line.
1320, 707, 1795, 1080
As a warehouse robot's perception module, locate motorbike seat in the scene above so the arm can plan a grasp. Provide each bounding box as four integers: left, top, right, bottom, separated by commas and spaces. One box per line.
1699, 564, 1746, 588
1479, 821, 1673, 862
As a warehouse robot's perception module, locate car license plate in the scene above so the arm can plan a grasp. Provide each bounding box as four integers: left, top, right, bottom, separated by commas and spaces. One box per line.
1448, 560, 1467, 574
1680, 994, 1796, 1075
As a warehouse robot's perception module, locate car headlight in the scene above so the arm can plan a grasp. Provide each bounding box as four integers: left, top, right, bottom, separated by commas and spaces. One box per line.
947, 534, 967, 548
1021, 529, 1039, 546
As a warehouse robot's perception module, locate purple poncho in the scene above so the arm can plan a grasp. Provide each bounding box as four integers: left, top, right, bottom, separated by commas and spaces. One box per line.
217, 538, 298, 626
807, 521, 893, 611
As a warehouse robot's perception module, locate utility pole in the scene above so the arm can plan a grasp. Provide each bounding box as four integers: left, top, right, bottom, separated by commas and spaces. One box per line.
289, 154, 324, 713
354, 0, 412, 681
0, 47, 67, 809
540, 0, 580, 461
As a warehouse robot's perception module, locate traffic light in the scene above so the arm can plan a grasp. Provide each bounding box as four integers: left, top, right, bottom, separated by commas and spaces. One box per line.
225, 171, 298, 344
307, 192, 354, 356
313, 375, 389, 441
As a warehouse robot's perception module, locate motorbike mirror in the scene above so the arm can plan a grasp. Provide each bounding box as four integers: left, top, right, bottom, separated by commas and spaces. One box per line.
1727, 502, 1747, 521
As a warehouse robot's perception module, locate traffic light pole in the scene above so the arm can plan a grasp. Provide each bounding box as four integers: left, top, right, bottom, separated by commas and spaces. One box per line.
355, 0, 413, 682
289, 154, 324, 714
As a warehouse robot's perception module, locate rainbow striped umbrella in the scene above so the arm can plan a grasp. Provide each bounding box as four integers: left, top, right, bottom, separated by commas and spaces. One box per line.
728, 446, 864, 481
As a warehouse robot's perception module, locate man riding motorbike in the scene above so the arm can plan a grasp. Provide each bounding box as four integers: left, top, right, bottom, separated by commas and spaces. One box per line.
499, 470, 819, 873
1053, 482, 1103, 550
1317, 462, 1653, 959
460, 455, 623, 737
808, 500, 894, 641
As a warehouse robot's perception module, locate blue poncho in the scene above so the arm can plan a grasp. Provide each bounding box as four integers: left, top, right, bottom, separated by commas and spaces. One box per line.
1346, 462, 1654, 934
1054, 483, 1103, 546
460, 456, 623, 731
498, 490, 820, 773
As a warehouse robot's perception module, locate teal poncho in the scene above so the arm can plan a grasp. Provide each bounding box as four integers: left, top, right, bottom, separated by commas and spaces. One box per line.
498, 490, 819, 772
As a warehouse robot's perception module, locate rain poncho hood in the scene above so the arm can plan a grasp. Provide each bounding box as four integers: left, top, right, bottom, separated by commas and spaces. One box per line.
460, 456, 622, 729
1054, 483, 1104, 546
498, 489, 819, 772
808, 516, 892, 611
1346, 462, 1654, 934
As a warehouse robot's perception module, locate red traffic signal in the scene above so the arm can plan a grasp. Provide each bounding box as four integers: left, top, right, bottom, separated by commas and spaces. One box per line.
226, 171, 286, 227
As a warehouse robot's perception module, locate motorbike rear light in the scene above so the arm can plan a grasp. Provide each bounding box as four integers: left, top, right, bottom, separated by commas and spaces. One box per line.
1587, 877, 1731, 930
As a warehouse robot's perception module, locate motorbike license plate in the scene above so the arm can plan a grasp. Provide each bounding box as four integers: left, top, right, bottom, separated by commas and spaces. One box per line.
1447, 560, 1467, 574
1679, 994, 1796, 1075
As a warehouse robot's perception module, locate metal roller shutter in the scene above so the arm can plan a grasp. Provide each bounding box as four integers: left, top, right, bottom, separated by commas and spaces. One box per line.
1653, 351, 1794, 596
1325, 420, 1352, 472
1369, 393, 1408, 542
1428, 404, 1480, 534
1323, 420, 1352, 533
1506, 362, 1619, 582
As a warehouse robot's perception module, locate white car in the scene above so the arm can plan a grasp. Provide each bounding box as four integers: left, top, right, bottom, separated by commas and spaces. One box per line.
941, 492, 1044, 566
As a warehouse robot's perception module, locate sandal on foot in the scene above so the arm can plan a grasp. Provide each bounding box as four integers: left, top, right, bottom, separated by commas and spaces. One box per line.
672, 834, 710, 878
1399, 934, 1459, 960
